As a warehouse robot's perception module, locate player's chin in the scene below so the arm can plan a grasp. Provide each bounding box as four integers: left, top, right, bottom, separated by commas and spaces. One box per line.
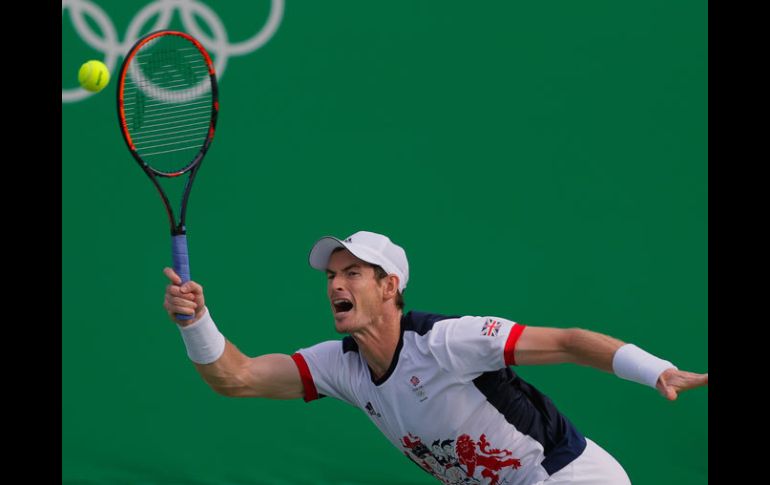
332, 309, 355, 331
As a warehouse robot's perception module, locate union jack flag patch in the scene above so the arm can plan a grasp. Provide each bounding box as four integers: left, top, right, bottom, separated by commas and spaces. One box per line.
481, 319, 501, 336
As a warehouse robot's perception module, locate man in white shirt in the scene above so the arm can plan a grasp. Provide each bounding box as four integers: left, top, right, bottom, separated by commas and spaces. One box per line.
163, 230, 708, 485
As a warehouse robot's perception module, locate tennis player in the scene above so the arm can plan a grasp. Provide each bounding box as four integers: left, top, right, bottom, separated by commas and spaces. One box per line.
163, 230, 707, 485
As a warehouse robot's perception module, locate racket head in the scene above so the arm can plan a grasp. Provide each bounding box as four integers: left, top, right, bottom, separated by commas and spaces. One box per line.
117, 30, 218, 177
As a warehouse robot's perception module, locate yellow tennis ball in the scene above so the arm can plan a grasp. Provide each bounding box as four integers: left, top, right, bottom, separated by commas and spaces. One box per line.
78, 60, 110, 93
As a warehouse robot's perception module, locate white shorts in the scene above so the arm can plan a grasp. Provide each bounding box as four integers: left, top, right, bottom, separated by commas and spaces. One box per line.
536, 438, 631, 485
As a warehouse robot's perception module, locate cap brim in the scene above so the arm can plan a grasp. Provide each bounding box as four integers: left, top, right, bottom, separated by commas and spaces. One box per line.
308, 237, 346, 270
309, 237, 389, 273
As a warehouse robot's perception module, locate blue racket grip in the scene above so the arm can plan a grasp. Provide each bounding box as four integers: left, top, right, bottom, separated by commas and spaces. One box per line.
172, 234, 193, 321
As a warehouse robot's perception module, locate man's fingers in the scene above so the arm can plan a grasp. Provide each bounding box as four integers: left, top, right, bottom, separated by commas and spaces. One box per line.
174, 306, 196, 316
657, 380, 679, 401
658, 370, 708, 401
163, 267, 182, 285
171, 296, 198, 309
162, 268, 205, 324
666, 371, 708, 395
164, 296, 198, 315
686, 373, 709, 390
180, 280, 204, 295
167, 284, 197, 300
679, 372, 708, 389
164, 292, 198, 307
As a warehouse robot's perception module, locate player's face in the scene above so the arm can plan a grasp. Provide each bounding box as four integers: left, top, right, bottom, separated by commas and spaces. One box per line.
326, 249, 385, 333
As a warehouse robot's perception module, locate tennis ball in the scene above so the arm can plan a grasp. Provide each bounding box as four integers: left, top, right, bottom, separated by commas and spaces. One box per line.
78, 60, 110, 93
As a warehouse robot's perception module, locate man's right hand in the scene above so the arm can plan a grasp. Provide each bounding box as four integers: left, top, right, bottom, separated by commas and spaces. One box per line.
163, 267, 207, 326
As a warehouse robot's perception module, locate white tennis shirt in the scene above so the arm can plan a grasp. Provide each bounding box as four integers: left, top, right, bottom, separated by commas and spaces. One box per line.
292, 311, 586, 485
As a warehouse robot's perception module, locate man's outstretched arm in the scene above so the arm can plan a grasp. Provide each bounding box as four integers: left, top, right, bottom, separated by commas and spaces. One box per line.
163, 267, 304, 400
514, 326, 708, 400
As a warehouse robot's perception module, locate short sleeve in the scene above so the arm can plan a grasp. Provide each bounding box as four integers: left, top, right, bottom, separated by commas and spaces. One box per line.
420, 315, 526, 382
292, 340, 358, 406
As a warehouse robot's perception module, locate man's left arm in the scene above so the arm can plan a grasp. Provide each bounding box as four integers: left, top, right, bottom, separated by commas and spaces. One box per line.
513, 326, 708, 400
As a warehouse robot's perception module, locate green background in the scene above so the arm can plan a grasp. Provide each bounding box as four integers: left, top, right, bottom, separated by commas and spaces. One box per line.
62, 1, 708, 483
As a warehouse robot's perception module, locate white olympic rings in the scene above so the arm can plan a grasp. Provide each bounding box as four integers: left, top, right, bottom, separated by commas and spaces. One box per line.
62, 0, 284, 103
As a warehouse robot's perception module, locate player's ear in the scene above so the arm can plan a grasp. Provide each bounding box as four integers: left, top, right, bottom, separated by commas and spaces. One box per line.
382, 274, 399, 300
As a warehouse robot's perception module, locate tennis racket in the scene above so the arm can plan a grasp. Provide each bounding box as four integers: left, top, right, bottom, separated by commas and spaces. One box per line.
117, 30, 218, 320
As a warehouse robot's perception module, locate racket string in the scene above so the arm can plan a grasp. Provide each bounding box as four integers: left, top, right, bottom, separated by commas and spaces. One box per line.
122, 35, 214, 174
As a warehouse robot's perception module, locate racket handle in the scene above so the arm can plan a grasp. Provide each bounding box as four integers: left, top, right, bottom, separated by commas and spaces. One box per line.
172, 234, 193, 321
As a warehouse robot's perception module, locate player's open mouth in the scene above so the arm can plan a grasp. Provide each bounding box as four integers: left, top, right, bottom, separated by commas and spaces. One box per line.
333, 299, 354, 314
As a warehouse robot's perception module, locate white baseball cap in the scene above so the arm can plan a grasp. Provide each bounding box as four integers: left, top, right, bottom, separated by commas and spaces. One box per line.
309, 231, 409, 292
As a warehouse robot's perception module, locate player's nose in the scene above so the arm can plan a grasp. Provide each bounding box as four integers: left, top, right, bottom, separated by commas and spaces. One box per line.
327, 275, 346, 294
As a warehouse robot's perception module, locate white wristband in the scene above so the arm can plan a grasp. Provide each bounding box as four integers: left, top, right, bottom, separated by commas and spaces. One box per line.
177, 309, 226, 364
612, 343, 677, 388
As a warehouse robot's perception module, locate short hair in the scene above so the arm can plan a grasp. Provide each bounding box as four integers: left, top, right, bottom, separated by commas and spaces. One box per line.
371, 264, 405, 310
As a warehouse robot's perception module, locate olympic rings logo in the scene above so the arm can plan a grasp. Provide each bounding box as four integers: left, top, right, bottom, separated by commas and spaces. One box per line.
62, 0, 284, 103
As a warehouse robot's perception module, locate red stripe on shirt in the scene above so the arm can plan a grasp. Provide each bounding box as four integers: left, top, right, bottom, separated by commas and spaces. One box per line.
291, 353, 319, 402
504, 324, 527, 366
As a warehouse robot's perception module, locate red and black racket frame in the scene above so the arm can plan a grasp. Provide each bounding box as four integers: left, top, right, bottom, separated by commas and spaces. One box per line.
116, 30, 219, 319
